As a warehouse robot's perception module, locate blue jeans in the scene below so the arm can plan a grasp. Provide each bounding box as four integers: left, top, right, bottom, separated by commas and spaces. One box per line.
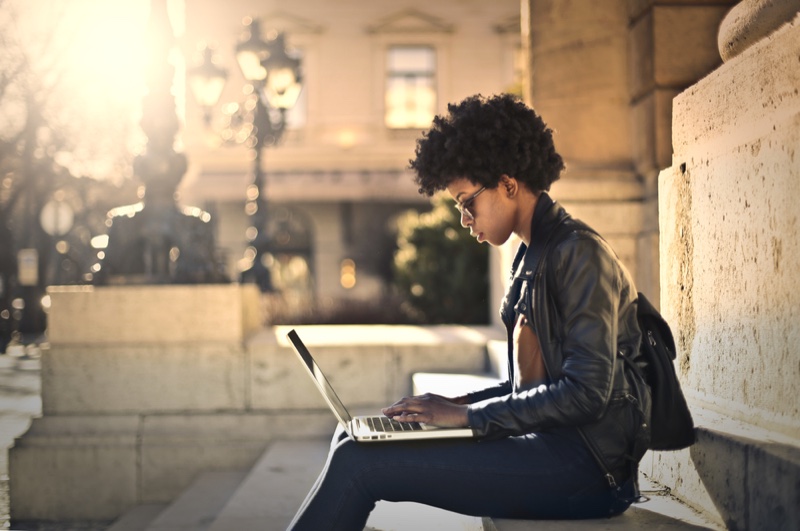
289, 425, 634, 530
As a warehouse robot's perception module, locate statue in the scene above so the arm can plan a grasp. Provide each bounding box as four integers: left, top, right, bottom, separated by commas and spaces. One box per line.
94, 0, 226, 285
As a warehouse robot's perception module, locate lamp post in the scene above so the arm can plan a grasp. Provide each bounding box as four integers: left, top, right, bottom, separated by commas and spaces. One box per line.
189, 18, 302, 292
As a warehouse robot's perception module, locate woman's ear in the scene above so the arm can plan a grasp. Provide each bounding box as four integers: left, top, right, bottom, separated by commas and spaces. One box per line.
499, 174, 518, 198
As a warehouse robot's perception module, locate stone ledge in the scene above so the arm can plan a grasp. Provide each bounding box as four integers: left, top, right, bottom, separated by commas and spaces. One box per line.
250, 325, 504, 411
646, 407, 800, 530
8, 411, 333, 520
485, 488, 721, 530
256, 324, 505, 347
46, 284, 262, 344
412, 372, 502, 397
410, 375, 797, 529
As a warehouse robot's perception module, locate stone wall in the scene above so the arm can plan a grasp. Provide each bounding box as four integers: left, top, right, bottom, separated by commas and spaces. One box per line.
660, 4, 799, 445
653, 7, 799, 529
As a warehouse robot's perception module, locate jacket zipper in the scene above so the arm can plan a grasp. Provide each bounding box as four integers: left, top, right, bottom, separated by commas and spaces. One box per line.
532, 279, 620, 490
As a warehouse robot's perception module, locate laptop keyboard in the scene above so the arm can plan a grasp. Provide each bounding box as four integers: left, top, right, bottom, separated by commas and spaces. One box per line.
366, 416, 423, 432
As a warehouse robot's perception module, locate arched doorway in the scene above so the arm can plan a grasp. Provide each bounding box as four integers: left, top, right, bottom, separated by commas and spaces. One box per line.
261, 205, 314, 318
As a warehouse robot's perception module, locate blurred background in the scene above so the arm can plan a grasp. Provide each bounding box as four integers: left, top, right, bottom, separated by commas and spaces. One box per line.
0, 0, 520, 351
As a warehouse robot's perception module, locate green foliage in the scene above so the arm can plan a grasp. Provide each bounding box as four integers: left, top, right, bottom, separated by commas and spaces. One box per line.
393, 195, 490, 324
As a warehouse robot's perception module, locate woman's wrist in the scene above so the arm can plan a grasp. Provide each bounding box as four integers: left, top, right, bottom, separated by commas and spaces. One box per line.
451, 394, 471, 405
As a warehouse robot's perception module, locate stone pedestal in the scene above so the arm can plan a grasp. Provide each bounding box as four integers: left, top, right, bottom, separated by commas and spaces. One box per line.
9, 284, 263, 521
9, 284, 498, 521
654, 11, 799, 530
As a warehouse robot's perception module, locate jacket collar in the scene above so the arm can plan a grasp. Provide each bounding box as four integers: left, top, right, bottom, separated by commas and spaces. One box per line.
511, 192, 571, 278
531, 192, 555, 239
531, 192, 573, 243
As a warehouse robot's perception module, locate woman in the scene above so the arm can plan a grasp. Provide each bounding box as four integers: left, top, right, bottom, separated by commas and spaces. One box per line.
289, 94, 650, 530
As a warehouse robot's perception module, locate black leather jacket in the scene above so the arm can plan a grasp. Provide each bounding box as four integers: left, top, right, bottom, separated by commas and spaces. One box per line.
466, 194, 651, 486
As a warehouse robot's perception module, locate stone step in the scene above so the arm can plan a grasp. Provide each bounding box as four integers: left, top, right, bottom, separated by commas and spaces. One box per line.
205, 438, 485, 531
641, 406, 800, 530
107, 470, 248, 531
106, 504, 167, 531
207, 439, 329, 531
487, 475, 722, 530
107, 437, 722, 531
367, 501, 484, 530
145, 470, 249, 531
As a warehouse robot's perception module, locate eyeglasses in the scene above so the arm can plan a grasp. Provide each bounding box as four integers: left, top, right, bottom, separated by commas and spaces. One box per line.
455, 186, 487, 222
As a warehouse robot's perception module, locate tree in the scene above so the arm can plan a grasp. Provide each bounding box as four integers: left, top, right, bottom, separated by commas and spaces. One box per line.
393, 195, 490, 324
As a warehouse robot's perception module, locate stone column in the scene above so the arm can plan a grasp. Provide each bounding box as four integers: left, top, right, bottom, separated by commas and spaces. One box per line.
514, 0, 734, 307
628, 0, 735, 303
522, 0, 650, 297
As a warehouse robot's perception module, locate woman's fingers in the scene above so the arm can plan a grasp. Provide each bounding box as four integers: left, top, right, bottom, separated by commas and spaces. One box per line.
382, 396, 421, 417
383, 395, 469, 428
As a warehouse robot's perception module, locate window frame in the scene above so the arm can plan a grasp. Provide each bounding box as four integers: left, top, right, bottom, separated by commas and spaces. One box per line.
383, 44, 438, 130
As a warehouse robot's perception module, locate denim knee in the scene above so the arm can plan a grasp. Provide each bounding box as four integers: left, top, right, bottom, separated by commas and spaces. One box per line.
327, 436, 367, 474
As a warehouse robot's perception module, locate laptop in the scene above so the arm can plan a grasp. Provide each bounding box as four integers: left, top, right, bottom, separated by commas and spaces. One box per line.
286, 329, 475, 442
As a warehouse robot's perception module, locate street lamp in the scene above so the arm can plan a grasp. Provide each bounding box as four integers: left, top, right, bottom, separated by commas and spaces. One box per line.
188, 17, 303, 292
257, 33, 303, 112
187, 46, 228, 125
234, 18, 270, 82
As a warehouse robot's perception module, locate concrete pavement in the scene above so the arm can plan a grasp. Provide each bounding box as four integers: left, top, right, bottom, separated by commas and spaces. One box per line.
0, 346, 113, 531
0, 346, 41, 529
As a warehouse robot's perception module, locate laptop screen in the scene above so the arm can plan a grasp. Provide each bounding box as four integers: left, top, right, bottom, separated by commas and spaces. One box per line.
287, 329, 353, 427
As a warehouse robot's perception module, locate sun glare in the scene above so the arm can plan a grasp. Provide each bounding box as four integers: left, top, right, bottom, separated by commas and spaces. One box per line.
24, 0, 153, 116
11, 0, 186, 179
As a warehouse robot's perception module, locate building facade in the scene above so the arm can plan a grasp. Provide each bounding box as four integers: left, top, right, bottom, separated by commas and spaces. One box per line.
178, 0, 521, 317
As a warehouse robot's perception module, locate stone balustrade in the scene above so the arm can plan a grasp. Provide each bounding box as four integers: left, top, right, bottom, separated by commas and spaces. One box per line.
10, 284, 502, 521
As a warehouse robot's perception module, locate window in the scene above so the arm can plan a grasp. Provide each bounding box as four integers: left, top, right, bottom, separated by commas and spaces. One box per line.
385, 46, 436, 129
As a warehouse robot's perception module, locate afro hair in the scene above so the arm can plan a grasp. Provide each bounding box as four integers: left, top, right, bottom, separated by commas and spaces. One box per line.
409, 94, 564, 196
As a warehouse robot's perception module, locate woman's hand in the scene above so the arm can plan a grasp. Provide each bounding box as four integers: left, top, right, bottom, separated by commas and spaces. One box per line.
382, 393, 469, 428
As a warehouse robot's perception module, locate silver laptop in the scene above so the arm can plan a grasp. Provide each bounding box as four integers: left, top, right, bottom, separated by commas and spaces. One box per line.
286, 329, 474, 442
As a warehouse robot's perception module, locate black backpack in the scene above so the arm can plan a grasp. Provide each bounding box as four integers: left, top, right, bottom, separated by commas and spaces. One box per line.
525, 218, 696, 451
629, 293, 695, 450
